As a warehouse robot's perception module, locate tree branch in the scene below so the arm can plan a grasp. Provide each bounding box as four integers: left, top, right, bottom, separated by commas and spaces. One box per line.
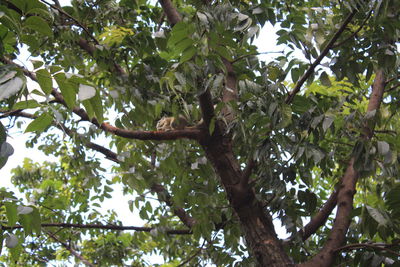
331, 10, 372, 49
159, 2, 292, 265
40, 0, 99, 45
46, 231, 97, 267
158, 0, 181, 26
300, 69, 386, 267
77, 38, 126, 75
299, 189, 338, 241
151, 184, 196, 228
334, 242, 400, 257
3, 222, 191, 235
286, 10, 357, 104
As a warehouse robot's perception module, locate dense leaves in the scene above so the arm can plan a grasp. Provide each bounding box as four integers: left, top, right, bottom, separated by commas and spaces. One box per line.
0, 0, 399, 266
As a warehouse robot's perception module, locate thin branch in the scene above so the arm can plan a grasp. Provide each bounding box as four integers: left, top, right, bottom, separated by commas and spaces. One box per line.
151, 184, 197, 228
0, 109, 121, 162
384, 74, 400, 85
286, 10, 357, 104
334, 242, 400, 257
3, 222, 191, 235
331, 10, 372, 49
177, 238, 207, 267
77, 38, 126, 75
46, 230, 97, 267
384, 82, 400, 93
40, 0, 99, 44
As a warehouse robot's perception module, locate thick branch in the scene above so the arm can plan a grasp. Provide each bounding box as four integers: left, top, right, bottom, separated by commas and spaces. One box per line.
286, 10, 357, 104
4, 222, 191, 235
198, 89, 216, 129
221, 58, 238, 123
299, 189, 338, 241
46, 231, 96, 267
158, 0, 181, 26
301, 69, 386, 267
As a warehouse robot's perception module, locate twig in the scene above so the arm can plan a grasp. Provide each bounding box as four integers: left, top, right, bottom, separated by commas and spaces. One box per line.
331, 10, 372, 49
46, 230, 97, 267
286, 10, 357, 104
334, 242, 400, 257
177, 239, 207, 267
40, 0, 99, 44
385, 82, 400, 93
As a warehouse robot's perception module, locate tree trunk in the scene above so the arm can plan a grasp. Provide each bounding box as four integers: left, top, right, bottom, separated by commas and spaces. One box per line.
201, 134, 292, 266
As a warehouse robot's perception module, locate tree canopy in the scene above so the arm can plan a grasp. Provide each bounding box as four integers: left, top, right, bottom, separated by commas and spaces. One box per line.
0, 0, 400, 266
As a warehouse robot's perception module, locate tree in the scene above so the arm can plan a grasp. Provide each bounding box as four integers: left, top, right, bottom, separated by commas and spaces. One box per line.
0, 0, 399, 266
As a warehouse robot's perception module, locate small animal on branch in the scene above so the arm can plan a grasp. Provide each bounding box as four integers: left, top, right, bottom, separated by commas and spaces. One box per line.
156, 115, 189, 131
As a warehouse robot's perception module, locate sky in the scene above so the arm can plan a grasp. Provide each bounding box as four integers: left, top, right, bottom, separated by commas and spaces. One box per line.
0, 1, 289, 264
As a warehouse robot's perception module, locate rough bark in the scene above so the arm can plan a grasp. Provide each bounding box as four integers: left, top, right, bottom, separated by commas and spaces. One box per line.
200, 132, 293, 266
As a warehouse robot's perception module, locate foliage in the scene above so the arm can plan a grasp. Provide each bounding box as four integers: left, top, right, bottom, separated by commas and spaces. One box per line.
0, 0, 399, 266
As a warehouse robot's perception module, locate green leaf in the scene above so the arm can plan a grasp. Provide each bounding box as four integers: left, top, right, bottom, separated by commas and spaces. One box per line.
54, 73, 76, 109
13, 99, 40, 109
19, 213, 33, 235
167, 22, 192, 47
0, 230, 3, 256
30, 208, 41, 235
25, 113, 53, 133
24, 16, 53, 37
174, 38, 194, 54
5, 202, 18, 226
320, 71, 331, 87
89, 91, 103, 123
277, 104, 292, 129
0, 121, 6, 144
180, 47, 196, 63
31, 60, 43, 69
36, 69, 52, 95
214, 45, 232, 61
82, 99, 95, 119
366, 206, 388, 226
